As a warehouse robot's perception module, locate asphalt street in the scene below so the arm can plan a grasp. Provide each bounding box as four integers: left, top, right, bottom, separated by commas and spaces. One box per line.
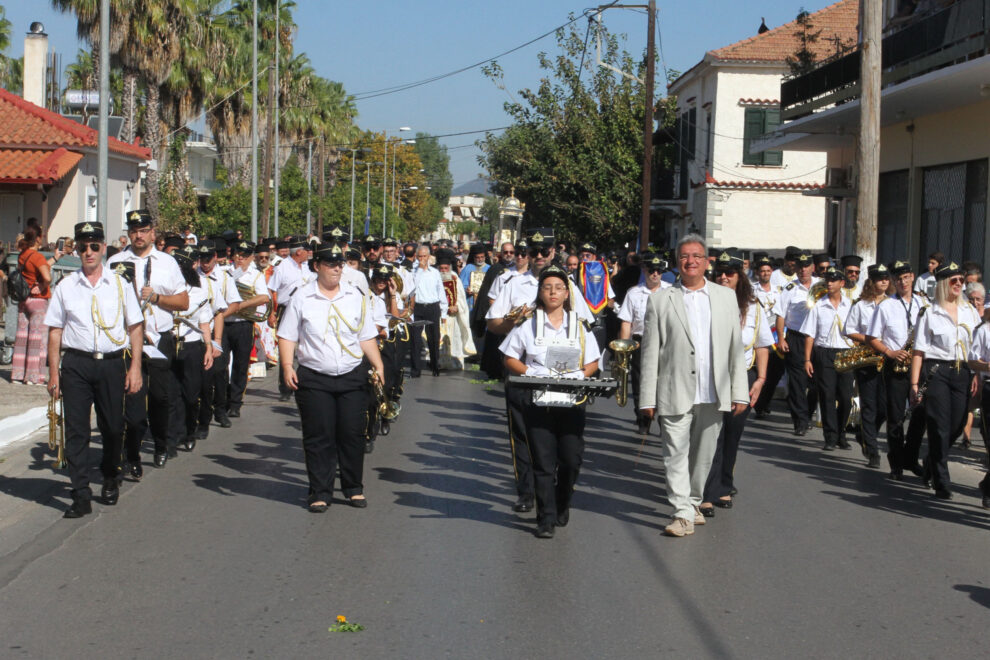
0, 369, 988, 658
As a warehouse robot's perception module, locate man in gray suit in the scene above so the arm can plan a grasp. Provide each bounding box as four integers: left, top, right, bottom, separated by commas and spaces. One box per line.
639, 234, 750, 537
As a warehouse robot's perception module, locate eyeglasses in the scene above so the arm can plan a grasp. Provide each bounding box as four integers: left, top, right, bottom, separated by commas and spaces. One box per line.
540, 284, 567, 293
76, 242, 102, 254
845, 269, 860, 275
948, 276, 964, 285
501, 250, 515, 255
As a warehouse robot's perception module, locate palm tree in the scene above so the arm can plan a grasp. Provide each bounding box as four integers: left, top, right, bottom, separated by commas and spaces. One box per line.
0, 5, 15, 90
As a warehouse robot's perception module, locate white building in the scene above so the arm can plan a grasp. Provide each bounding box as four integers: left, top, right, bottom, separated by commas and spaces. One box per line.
756, 0, 990, 266
430, 194, 487, 242
655, 0, 859, 253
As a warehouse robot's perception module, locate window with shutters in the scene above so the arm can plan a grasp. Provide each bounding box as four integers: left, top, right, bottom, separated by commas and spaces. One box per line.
742, 108, 782, 166
919, 159, 987, 267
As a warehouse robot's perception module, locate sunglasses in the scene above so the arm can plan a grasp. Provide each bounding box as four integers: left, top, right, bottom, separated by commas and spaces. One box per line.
501, 250, 515, 255
845, 269, 860, 275
948, 276, 964, 285
76, 242, 102, 254
715, 269, 738, 278
528, 248, 551, 258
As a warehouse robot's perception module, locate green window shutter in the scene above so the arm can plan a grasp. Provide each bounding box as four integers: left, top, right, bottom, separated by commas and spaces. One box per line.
742, 108, 764, 166
763, 108, 783, 166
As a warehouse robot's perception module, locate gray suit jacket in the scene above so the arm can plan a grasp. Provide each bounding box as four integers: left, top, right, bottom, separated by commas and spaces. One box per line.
638, 282, 749, 416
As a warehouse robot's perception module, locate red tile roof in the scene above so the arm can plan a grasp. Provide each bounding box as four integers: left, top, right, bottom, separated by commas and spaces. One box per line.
0, 147, 84, 184
0, 87, 151, 160
739, 98, 781, 106
696, 173, 823, 191
708, 0, 860, 64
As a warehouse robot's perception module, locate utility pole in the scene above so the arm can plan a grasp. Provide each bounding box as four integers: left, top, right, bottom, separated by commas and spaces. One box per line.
856, 0, 881, 264
349, 150, 357, 236
273, 5, 280, 237
97, 0, 108, 228
306, 141, 312, 235
638, 0, 656, 251
250, 0, 258, 241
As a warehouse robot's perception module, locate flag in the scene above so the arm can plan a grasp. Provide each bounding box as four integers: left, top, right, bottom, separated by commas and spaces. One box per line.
363, 208, 371, 236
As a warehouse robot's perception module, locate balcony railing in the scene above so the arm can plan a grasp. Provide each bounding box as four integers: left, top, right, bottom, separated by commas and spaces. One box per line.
781, 0, 990, 120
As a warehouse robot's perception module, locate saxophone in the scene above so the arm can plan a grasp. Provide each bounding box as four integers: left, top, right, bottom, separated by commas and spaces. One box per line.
892, 332, 915, 374
834, 345, 884, 373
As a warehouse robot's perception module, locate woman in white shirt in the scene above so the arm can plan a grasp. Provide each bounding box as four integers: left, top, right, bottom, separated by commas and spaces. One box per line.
911, 262, 981, 499
171, 247, 214, 453
700, 250, 772, 516
966, 302, 990, 509
500, 265, 601, 539
278, 243, 386, 512
843, 264, 891, 467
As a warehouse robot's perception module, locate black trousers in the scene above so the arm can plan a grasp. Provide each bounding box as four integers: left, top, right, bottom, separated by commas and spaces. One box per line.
295, 364, 369, 503
411, 302, 441, 374
978, 379, 990, 496
522, 401, 586, 525
504, 381, 534, 499
855, 364, 886, 457
704, 368, 756, 502
199, 335, 229, 427
124, 333, 176, 457
173, 340, 204, 440
480, 330, 506, 380
784, 331, 817, 429
813, 346, 854, 447
754, 350, 786, 415
61, 352, 126, 501
226, 321, 253, 412
924, 361, 971, 492
883, 362, 927, 472
628, 334, 643, 412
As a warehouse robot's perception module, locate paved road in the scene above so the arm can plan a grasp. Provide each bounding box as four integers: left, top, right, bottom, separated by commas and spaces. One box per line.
1, 369, 988, 658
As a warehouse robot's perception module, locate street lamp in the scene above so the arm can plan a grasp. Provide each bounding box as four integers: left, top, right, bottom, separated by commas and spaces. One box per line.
383, 127, 411, 237
360, 161, 384, 237
349, 147, 372, 237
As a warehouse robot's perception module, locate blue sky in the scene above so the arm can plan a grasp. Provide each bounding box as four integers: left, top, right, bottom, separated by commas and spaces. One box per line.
3, 1, 811, 186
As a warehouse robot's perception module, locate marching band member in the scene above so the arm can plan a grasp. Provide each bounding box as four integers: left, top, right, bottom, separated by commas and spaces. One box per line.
171, 246, 215, 452
196, 240, 240, 434
369, 264, 405, 438
866, 260, 928, 481
278, 243, 385, 512
253, 241, 278, 365
699, 250, 771, 516
108, 210, 190, 471
966, 308, 990, 509
617, 253, 670, 434
46, 222, 144, 518
772, 252, 819, 436
343, 246, 370, 294
769, 246, 799, 291
843, 264, 890, 468
801, 266, 854, 451
910, 262, 980, 499
228, 241, 272, 410
752, 254, 784, 419
500, 264, 601, 538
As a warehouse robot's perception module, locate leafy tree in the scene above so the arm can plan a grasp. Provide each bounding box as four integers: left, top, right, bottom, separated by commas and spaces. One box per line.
478, 19, 651, 246
412, 132, 453, 205
0, 6, 19, 92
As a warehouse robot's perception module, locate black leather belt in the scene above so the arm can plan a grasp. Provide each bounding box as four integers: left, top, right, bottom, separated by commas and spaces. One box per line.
65, 348, 125, 360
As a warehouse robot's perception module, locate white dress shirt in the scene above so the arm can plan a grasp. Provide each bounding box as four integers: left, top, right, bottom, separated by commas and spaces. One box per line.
412, 265, 449, 316
753, 283, 778, 329
772, 278, 820, 332
681, 283, 715, 404
268, 256, 311, 306
342, 264, 369, 294
741, 301, 774, 369
488, 267, 526, 302
45, 266, 143, 353
175, 287, 213, 341
106, 247, 188, 340
499, 310, 601, 377
770, 269, 796, 291
229, 264, 270, 324
844, 298, 880, 336
967, 322, 990, 378
617, 282, 669, 337
914, 302, 981, 362
277, 281, 377, 375
866, 293, 926, 350
800, 295, 854, 349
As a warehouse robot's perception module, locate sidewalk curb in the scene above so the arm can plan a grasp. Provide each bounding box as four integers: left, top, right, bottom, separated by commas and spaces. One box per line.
0, 406, 47, 454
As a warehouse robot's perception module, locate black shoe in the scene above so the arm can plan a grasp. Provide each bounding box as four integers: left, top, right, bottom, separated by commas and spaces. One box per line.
636, 418, 650, 435
308, 502, 329, 513
982, 495, 990, 509
823, 443, 836, 451
535, 522, 555, 539
215, 414, 232, 428
432, 370, 440, 377
101, 480, 120, 505
182, 437, 196, 451
729, 487, 738, 496
512, 497, 534, 513
934, 488, 953, 500
153, 452, 167, 468
365, 440, 375, 454
906, 462, 925, 478
754, 410, 771, 420
348, 496, 368, 508
838, 440, 851, 450
129, 461, 143, 481
195, 426, 209, 440
227, 408, 241, 418
714, 498, 733, 509
794, 424, 808, 437
278, 391, 292, 402
63, 498, 92, 519
867, 454, 881, 468
556, 508, 570, 527
410, 370, 421, 378
167, 447, 178, 459
699, 505, 715, 518
889, 469, 904, 481
379, 419, 390, 436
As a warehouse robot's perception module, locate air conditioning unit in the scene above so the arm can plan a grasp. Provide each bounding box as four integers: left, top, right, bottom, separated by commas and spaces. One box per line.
825, 167, 848, 189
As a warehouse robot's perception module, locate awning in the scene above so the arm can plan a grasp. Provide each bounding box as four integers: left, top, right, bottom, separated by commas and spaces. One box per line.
0, 147, 83, 184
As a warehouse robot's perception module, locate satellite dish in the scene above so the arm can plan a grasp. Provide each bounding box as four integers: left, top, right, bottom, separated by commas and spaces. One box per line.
29, 22, 46, 35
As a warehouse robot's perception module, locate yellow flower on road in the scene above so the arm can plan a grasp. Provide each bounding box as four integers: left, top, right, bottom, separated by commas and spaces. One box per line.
336, 615, 347, 623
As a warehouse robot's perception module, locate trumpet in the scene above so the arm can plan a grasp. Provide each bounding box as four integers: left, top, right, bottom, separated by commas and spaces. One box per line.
504, 303, 536, 326
609, 338, 640, 406
369, 369, 400, 420
47, 393, 66, 470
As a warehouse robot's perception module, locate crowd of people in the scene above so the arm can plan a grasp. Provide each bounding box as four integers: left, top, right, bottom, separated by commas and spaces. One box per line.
9, 213, 990, 537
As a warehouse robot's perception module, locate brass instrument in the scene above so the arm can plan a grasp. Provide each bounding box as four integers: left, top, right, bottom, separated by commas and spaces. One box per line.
504, 303, 536, 326
235, 280, 272, 322
834, 344, 884, 373
805, 281, 827, 308
608, 338, 640, 406
369, 369, 400, 420
893, 338, 913, 374
47, 393, 66, 470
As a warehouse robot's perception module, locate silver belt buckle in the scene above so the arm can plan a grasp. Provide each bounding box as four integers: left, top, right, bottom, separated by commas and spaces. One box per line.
93, 351, 104, 360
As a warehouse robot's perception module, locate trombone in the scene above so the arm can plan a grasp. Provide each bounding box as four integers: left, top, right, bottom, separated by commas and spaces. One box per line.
47, 392, 66, 470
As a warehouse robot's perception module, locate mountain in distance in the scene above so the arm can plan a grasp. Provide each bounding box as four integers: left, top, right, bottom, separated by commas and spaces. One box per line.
451, 176, 493, 197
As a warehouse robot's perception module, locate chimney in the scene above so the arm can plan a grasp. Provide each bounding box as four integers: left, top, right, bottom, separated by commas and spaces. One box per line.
23, 22, 48, 108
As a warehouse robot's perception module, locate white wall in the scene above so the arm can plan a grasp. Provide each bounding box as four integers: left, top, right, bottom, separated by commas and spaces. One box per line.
49, 154, 142, 241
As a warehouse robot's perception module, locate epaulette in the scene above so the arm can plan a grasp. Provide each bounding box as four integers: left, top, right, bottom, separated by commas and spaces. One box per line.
785, 282, 796, 291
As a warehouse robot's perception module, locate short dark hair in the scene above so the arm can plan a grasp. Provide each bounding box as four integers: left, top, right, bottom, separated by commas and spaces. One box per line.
929, 251, 945, 264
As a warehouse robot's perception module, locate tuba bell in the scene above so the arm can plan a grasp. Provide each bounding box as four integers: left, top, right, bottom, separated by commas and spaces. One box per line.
369, 369, 400, 420
609, 338, 640, 407
504, 303, 536, 326
235, 280, 272, 322
47, 393, 66, 470
805, 281, 828, 308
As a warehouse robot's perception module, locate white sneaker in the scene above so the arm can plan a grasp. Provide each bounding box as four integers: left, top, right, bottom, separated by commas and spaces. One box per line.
664, 517, 695, 537
693, 507, 706, 525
